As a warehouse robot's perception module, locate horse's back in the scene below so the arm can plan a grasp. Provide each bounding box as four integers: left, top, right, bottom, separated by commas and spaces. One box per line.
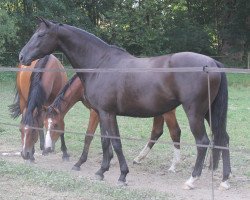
87, 52, 222, 117
41, 55, 67, 104
170, 52, 216, 68
43, 54, 67, 81
17, 60, 38, 111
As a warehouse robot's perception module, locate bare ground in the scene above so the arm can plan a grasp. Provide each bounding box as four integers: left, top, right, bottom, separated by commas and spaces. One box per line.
0, 146, 249, 200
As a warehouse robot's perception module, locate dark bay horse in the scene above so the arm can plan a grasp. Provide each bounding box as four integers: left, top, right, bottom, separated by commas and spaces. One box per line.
19, 18, 231, 189
44, 74, 181, 172
9, 54, 70, 161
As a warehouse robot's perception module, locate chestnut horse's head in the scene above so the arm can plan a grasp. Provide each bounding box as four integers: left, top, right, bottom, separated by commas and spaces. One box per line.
43, 106, 64, 154
20, 108, 40, 160
19, 17, 59, 65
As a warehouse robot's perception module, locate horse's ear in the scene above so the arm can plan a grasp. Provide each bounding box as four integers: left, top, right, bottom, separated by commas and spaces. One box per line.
35, 16, 51, 28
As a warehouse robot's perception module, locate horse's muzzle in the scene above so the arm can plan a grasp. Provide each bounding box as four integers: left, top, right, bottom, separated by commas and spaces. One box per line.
42, 147, 53, 156
21, 150, 30, 160
19, 52, 32, 66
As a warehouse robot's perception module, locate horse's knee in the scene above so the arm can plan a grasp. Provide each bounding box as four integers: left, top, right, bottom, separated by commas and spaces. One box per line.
197, 136, 210, 151
101, 138, 110, 148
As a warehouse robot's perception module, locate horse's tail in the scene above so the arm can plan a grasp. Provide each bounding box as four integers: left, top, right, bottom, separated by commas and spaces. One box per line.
9, 89, 21, 119
210, 60, 230, 170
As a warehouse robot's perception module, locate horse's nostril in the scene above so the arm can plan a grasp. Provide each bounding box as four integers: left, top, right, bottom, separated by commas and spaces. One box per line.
19, 54, 23, 62
21, 151, 29, 160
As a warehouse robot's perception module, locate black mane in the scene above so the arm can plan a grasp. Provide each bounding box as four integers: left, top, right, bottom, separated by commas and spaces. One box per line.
22, 55, 50, 125
60, 22, 129, 55
49, 74, 78, 112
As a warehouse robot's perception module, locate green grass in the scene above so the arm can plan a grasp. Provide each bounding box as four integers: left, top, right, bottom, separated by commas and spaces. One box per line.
227, 73, 250, 87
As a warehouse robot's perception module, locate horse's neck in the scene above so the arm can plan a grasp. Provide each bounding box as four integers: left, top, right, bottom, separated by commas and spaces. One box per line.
59, 88, 82, 117
58, 25, 110, 69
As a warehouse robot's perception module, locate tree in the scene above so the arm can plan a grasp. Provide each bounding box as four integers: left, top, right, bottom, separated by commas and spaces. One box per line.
0, 0, 95, 66
0, 0, 248, 65
0, 8, 18, 65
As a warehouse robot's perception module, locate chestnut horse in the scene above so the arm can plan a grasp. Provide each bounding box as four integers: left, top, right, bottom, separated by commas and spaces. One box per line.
9, 54, 69, 161
19, 18, 231, 189
44, 74, 181, 172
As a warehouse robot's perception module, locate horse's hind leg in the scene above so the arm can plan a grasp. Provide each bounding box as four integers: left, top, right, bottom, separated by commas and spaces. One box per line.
184, 112, 210, 190
133, 115, 164, 164
72, 110, 103, 171
163, 110, 181, 172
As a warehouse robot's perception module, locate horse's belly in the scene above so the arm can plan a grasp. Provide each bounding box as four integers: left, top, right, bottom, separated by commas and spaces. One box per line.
116, 99, 180, 117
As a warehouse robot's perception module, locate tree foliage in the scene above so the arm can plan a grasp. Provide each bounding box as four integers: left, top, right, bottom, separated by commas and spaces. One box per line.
0, 8, 18, 65
0, 0, 249, 66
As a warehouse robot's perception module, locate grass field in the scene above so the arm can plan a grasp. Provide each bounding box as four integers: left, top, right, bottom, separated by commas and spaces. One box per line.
0, 71, 249, 199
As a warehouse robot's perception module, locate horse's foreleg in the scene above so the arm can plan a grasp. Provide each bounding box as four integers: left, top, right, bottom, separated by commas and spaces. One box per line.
28, 146, 35, 163
39, 130, 45, 151
60, 133, 70, 161
73, 109, 100, 171
133, 115, 164, 164
163, 111, 181, 172
95, 112, 129, 185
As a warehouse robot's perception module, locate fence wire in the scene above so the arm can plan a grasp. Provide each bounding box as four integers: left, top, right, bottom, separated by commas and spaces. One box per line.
0, 66, 249, 200
0, 66, 250, 73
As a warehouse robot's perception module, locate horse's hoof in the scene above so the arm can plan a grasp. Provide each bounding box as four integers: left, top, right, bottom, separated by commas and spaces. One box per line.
95, 174, 104, 181
183, 176, 198, 190
42, 151, 48, 156
117, 180, 128, 186
133, 159, 141, 165
219, 181, 230, 190
62, 156, 70, 162
183, 182, 194, 190
168, 166, 176, 173
42, 148, 52, 156
72, 166, 81, 171
26, 159, 35, 164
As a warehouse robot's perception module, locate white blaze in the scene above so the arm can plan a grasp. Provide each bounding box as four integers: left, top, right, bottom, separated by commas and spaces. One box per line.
45, 118, 53, 149
23, 125, 29, 150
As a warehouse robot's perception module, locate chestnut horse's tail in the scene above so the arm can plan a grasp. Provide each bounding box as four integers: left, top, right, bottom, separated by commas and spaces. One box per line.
9, 89, 21, 119
209, 60, 230, 171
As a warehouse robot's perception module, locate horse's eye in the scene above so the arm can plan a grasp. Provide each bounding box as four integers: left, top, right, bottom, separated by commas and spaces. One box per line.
53, 124, 58, 129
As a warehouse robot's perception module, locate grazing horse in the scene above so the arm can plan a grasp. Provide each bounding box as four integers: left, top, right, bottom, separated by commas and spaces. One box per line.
19, 18, 231, 189
9, 54, 70, 161
44, 74, 181, 172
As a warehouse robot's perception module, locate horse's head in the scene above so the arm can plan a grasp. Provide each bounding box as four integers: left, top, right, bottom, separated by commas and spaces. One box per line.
19, 17, 59, 65
43, 106, 64, 155
20, 109, 40, 160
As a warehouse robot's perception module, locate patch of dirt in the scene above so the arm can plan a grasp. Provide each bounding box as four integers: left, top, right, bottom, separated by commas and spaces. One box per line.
0, 148, 250, 200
